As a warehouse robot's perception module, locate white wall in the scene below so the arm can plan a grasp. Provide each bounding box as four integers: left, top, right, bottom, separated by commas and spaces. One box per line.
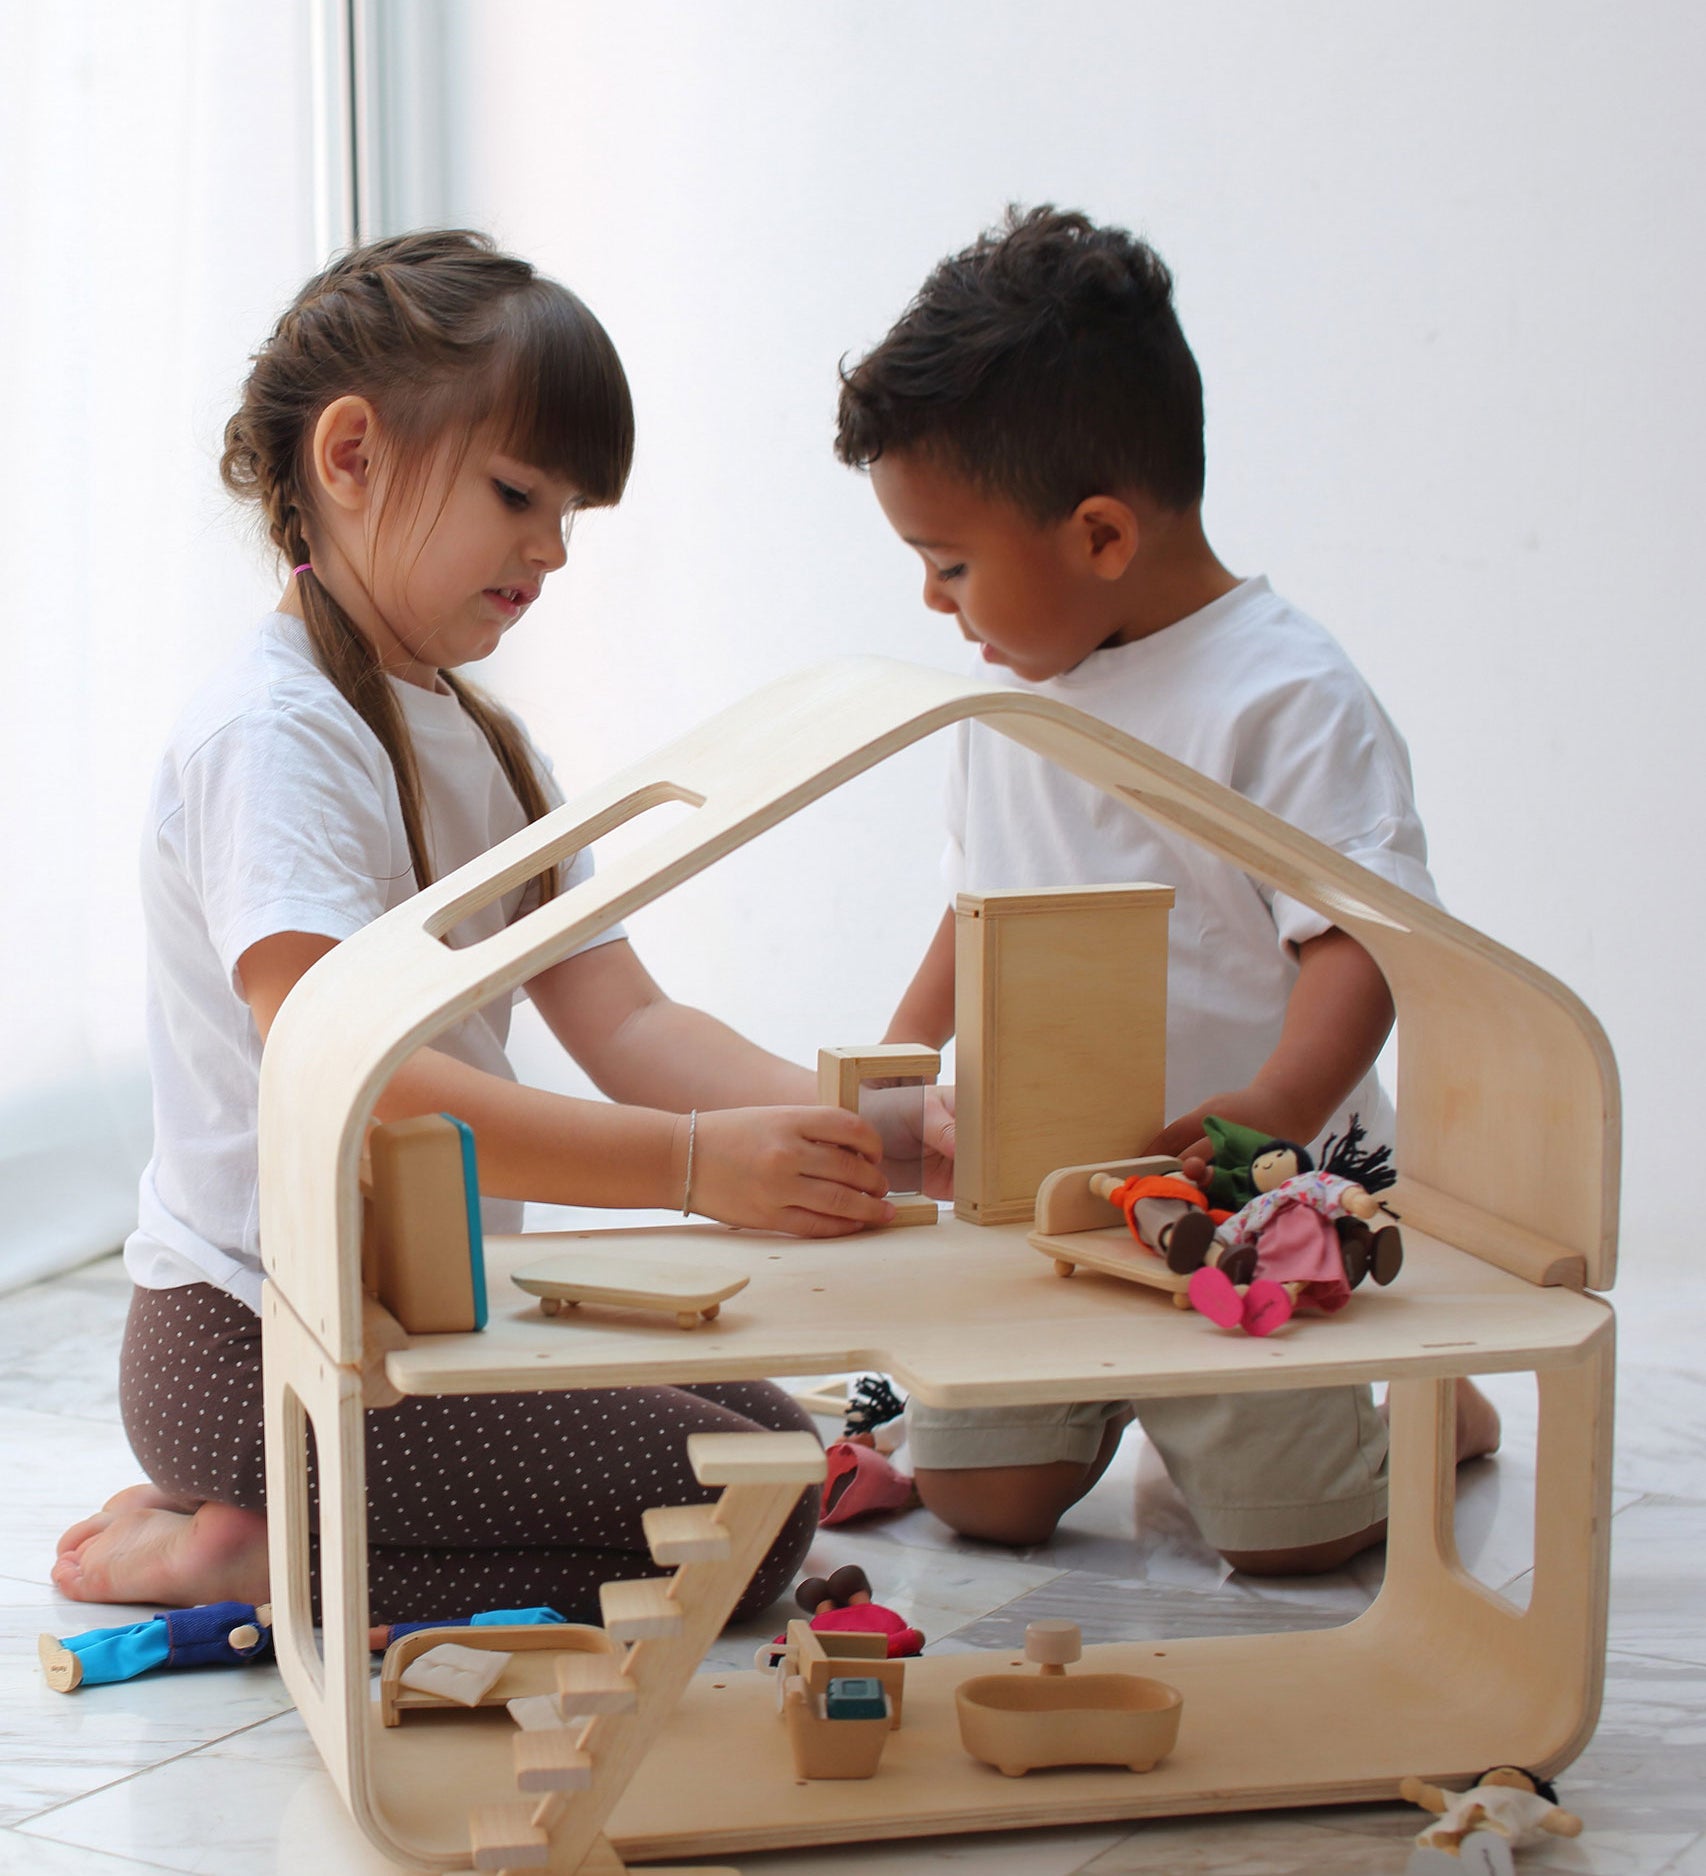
440, 0, 1696, 1256
0, 4, 319, 1285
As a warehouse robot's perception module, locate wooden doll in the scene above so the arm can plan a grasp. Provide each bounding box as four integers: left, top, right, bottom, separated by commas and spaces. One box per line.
1401, 1766, 1583, 1874
1180, 1133, 1402, 1335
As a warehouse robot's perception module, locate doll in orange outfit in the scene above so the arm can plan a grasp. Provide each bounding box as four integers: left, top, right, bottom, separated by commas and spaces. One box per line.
1100, 1170, 1238, 1274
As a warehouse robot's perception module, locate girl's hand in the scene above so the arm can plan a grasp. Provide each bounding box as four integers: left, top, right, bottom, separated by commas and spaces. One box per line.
688, 1107, 895, 1237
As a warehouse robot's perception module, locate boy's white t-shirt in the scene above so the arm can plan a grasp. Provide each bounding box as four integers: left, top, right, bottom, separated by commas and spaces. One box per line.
125, 612, 618, 1312
946, 575, 1440, 1153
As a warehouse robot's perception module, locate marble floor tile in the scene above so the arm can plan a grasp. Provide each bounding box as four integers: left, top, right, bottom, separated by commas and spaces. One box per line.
19, 1727, 413, 1876
697, 1517, 1063, 1672
941, 1568, 1356, 1652
1588, 1260, 1706, 1505
1599, 1500, 1706, 1668
1663, 1831, 1706, 1873
0, 1599, 296, 1830
0, 1407, 146, 1587
0, 1828, 182, 1875
1080, 1808, 1430, 1874
730, 1821, 1132, 1875
1075, 1648, 1706, 1876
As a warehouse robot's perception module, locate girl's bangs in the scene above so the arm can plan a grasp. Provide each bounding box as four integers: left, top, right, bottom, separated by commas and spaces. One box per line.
482, 284, 636, 507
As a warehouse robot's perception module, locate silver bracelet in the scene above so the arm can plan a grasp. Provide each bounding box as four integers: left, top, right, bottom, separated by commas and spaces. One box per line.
681, 1109, 698, 1215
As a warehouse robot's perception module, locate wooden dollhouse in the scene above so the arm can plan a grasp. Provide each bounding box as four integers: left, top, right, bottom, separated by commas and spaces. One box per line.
258, 658, 1617, 1873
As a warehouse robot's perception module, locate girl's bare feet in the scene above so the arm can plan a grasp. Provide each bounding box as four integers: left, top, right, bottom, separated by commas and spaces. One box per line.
52, 1484, 269, 1608
55, 1483, 199, 1561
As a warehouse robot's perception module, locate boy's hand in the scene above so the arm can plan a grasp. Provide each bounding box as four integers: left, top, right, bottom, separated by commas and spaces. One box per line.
1145, 1087, 1326, 1190
689, 1107, 895, 1237
1147, 928, 1396, 1187
919, 1084, 956, 1198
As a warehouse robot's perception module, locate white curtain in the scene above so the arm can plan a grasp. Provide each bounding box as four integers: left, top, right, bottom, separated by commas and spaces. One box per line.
0, 3, 321, 1290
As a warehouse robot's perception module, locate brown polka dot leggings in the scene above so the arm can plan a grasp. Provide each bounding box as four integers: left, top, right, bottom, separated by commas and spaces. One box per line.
119, 1282, 820, 1627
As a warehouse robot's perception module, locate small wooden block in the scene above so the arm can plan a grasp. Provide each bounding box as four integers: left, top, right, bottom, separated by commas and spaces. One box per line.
469, 1801, 549, 1870
819, 1046, 943, 1230
512, 1727, 593, 1792
686, 1429, 827, 1486
555, 1651, 638, 1713
817, 1043, 943, 1110
642, 1502, 732, 1564
399, 1641, 511, 1706
366, 1114, 486, 1333
955, 886, 1172, 1225
599, 1577, 682, 1641
788, 1617, 887, 1661
512, 1252, 749, 1326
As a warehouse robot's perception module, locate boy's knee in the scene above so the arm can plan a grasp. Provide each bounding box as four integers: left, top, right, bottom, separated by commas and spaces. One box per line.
912, 1464, 1072, 1548
1218, 1519, 1386, 1577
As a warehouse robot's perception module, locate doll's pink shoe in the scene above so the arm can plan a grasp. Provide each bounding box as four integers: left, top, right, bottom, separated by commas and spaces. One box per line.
1240, 1279, 1294, 1337
1187, 1265, 1245, 1328
819, 1440, 919, 1526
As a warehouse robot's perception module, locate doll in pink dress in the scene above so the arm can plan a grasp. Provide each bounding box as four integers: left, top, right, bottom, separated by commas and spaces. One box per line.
1186, 1138, 1403, 1335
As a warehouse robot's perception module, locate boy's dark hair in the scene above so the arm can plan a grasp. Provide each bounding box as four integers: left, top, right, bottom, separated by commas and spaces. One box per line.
835, 205, 1204, 522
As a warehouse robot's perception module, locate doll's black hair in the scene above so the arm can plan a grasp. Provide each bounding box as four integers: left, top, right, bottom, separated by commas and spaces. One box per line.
1320, 1114, 1397, 1194
1256, 1140, 1315, 1175
1479, 1767, 1560, 1805
843, 1374, 907, 1439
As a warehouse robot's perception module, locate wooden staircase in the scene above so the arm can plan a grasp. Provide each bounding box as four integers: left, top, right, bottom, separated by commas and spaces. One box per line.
467, 1428, 824, 1875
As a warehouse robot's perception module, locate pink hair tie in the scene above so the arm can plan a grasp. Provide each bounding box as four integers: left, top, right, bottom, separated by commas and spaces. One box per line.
292, 562, 313, 575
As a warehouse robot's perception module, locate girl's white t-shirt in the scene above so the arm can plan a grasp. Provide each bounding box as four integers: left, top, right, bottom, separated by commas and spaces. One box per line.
124, 612, 614, 1311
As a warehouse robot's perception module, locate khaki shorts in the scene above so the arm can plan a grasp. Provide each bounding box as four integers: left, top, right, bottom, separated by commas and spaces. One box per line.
906, 1384, 1388, 1553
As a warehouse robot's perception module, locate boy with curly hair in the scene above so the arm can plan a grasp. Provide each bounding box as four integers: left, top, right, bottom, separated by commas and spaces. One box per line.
837, 206, 1498, 1574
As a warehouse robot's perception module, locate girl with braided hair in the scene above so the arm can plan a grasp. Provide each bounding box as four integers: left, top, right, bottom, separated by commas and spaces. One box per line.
52, 231, 894, 1625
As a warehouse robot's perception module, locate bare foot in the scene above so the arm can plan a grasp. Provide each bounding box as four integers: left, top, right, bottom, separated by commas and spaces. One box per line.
1454, 1376, 1501, 1463
56, 1483, 200, 1561
52, 1496, 269, 1608
1377, 1379, 1502, 1465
